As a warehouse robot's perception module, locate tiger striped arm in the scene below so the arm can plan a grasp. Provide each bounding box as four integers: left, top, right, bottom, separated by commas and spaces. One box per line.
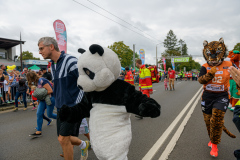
198, 73, 215, 84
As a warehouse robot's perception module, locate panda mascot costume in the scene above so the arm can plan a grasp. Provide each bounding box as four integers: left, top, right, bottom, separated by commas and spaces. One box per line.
59, 44, 161, 160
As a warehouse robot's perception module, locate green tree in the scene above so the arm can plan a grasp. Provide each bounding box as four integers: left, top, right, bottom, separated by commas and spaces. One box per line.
178, 39, 184, 55
18, 51, 40, 60
178, 39, 188, 55
182, 44, 188, 55
108, 41, 138, 67
163, 30, 179, 51
160, 30, 199, 71
233, 43, 240, 51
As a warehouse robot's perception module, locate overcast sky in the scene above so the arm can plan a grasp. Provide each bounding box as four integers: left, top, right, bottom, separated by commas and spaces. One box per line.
1, 0, 240, 66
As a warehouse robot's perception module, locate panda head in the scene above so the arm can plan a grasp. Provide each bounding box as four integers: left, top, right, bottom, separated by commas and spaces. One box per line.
77, 44, 121, 92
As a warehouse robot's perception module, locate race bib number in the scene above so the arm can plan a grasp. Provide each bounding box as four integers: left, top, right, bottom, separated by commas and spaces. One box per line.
212, 76, 222, 83
206, 84, 224, 91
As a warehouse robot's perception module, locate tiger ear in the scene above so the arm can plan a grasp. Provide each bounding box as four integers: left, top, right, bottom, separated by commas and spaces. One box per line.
219, 37, 224, 44
203, 40, 208, 47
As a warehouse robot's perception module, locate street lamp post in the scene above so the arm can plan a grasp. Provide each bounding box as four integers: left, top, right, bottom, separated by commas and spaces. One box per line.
133, 44, 135, 69
156, 43, 162, 67
20, 32, 23, 71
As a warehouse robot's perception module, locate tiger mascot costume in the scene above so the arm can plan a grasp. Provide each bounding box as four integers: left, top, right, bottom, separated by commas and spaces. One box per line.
198, 38, 237, 157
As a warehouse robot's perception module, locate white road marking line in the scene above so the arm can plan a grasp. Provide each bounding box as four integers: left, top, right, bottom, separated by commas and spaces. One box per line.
142, 87, 202, 160
153, 90, 156, 92
158, 92, 202, 160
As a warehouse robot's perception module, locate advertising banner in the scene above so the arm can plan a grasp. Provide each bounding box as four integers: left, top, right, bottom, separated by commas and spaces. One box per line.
162, 57, 166, 72
139, 49, 145, 64
53, 20, 67, 53
171, 62, 175, 70
172, 57, 189, 62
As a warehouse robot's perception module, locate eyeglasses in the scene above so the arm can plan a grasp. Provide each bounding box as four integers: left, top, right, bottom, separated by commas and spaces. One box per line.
38, 45, 50, 51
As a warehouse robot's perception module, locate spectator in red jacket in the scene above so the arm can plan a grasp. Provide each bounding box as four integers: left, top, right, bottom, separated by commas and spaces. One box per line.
168, 68, 175, 91
124, 67, 134, 85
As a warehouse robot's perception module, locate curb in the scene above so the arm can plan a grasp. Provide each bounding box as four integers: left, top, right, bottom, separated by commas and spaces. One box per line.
0, 103, 31, 111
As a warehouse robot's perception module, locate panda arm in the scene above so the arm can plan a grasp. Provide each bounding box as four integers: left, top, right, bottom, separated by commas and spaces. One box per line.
123, 83, 160, 118
59, 93, 92, 123
198, 66, 215, 84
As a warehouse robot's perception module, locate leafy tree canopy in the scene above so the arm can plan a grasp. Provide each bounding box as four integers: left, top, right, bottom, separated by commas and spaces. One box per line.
108, 41, 139, 67
233, 43, 240, 51
18, 51, 40, 60
160, 30, 200, 71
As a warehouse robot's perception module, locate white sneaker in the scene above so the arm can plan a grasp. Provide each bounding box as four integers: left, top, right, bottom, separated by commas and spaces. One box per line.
228, 103, 232, 109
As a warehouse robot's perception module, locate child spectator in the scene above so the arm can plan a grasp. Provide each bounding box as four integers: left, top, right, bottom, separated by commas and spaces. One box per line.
3, 75, 11, 103
15, 71, 21, 81
164, 78, 168, 91
8, 79, 28, 111
29, 85, 38, 110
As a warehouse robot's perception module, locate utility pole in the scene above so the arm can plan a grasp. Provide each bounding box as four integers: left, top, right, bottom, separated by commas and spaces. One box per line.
156, 43, 162, 67
156, 45, 158, 67
20, 32, 23, 71
133, 44, 135, 69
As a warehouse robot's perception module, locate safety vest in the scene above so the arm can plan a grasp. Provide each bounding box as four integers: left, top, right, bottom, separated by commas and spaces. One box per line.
202, 61, 232, 93
139, 65, 153, 91
124, 70, 134, 85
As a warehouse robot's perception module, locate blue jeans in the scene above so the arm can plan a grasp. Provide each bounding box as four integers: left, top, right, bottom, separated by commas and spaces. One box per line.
36, 97, 57, 131
15, 92, 27, 108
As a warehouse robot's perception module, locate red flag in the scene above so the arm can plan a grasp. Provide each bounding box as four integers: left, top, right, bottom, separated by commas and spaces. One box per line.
162, 57, 166, 72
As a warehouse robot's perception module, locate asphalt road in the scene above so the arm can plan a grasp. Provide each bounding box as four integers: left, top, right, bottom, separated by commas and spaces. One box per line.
0, 80, 239, 160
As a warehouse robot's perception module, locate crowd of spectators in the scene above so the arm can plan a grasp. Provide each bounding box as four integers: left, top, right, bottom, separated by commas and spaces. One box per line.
0, 64, 52, 105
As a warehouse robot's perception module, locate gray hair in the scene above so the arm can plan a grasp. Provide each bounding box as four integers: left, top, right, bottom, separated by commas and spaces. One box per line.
38, 37, 60, 52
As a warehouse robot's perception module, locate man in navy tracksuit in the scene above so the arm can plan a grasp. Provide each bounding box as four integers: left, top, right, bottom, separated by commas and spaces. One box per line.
38, 37, 91, 160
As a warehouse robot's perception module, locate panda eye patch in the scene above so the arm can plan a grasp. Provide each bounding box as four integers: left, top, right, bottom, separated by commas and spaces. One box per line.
83, 68, 95, 80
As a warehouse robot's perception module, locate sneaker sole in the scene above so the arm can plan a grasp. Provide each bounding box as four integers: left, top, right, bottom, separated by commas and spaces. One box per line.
210, 154, 217, 157
47, 120, 53, 126
29, 135, 42, 137
81, 150, 88, 160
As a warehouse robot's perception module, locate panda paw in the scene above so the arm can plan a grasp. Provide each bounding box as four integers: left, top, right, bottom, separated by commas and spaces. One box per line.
139, 103, 160, 118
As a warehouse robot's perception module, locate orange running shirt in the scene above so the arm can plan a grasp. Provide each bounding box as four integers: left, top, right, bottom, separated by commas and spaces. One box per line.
202, 61, 232, 93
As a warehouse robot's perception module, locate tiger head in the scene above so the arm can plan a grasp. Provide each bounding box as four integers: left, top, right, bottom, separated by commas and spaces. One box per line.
203, 38, 227, 66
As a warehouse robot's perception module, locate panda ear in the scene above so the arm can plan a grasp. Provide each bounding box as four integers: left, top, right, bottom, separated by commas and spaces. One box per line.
78, 48, 86, 54
89, 44, 104, 56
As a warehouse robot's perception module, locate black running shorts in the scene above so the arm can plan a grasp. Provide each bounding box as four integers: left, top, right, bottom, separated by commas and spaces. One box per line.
201, 91, 229, 114
57, 111, 81, 137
